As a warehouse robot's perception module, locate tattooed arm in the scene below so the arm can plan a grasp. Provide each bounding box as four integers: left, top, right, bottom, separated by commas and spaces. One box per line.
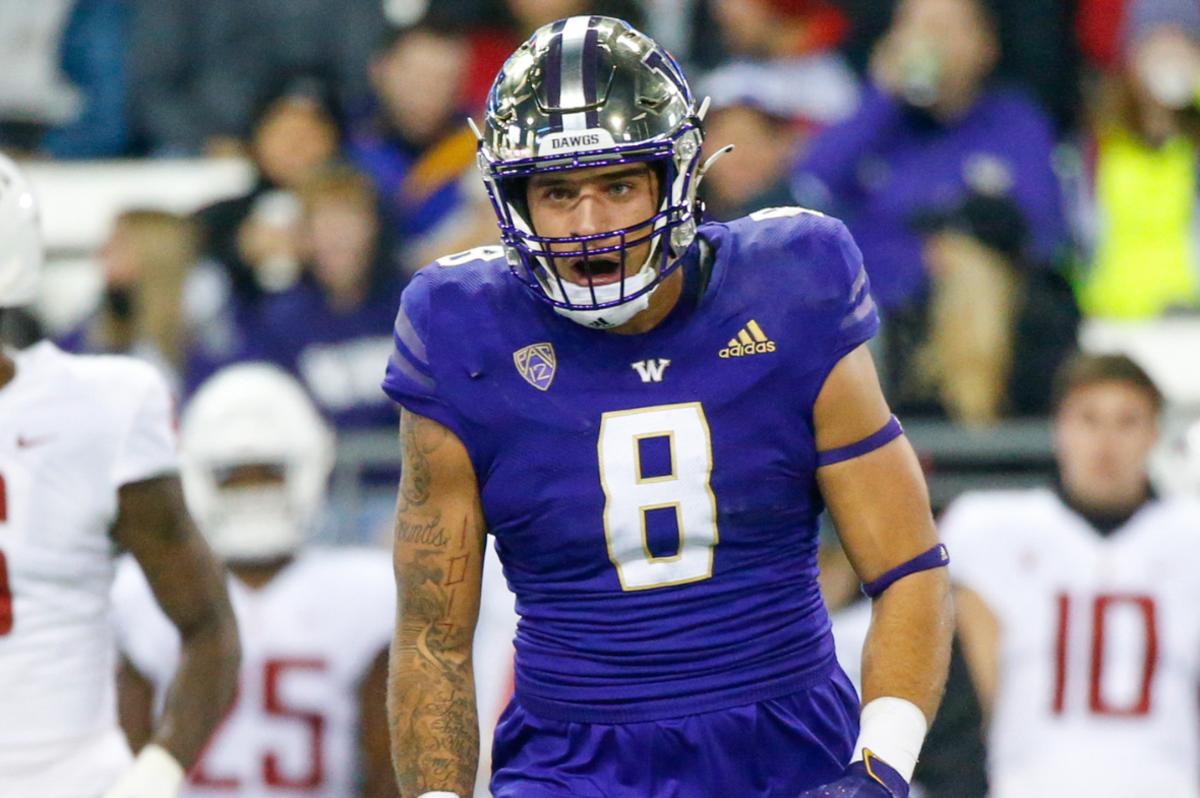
388, 409, 487, 797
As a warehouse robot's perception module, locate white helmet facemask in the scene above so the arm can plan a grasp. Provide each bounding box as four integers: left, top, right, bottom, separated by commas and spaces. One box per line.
203, 480, 308, 563
543, 237, 663, 330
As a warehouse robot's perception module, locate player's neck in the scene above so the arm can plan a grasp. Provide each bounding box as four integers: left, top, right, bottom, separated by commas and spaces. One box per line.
1057, 479, 1153, 537
229, 555, 295, 589
610, 268, 684, 336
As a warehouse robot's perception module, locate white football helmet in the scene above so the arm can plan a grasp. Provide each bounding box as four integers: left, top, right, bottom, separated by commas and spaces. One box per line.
0, 153, 42, 308
181, 363, 335, 563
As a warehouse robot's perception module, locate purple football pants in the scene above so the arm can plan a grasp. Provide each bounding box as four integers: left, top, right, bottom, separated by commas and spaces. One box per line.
490, 667, 860, 798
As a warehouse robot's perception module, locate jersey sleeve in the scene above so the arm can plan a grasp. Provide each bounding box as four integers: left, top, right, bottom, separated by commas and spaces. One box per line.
380, 271, 470, 441
110, 555, 181, 689
813, 215, 880, 363
111, 362, 180, 489
764, 210, 880, 408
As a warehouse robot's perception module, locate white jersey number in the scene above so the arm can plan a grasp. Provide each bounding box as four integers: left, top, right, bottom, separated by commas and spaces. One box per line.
597, 403, 719, 591
1052, 592, 1159, 716
435, 245, 505, 268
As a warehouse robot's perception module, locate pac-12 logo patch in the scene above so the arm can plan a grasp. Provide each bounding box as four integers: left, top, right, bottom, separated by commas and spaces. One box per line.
514, 342, 557, 391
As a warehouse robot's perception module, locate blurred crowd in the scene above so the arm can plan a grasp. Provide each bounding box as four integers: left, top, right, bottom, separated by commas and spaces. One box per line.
3, 0, 1200, 468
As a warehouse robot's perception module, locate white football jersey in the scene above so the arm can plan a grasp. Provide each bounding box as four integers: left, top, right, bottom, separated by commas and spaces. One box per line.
0, 342, 179, 796
942, 487, 1200, 798
114, 543, 519, 798
113, 547, 395, 798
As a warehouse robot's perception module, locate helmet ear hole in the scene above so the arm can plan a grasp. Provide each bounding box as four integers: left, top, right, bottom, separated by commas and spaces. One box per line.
503, 176, 533, 231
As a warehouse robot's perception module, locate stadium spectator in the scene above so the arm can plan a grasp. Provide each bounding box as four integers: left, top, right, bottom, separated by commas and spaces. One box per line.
347, 19, 486, 271
793, 0, 1066, 314
251, 165, 404, 437
1077, 0, 1130, 71
0, 0, 130, 158
128, 0, 383, 155
503, 0, 646, 36
945, 353, 1200, 796
712, 0, 849, 59
703, 0, 860, 133
58, 209, 199, 394
1071, 0, 1200, 318
831, 0, 1080, 133
700, 100, 803, 221
194, 79, 341, 309
899, 193, 1079, 424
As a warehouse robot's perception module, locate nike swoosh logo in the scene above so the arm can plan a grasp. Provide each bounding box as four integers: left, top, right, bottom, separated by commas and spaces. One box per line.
17, 435, 53, 449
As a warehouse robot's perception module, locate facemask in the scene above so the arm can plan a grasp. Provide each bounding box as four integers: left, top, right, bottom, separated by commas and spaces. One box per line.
548, 262, 660, 329
202, 484, 306, 563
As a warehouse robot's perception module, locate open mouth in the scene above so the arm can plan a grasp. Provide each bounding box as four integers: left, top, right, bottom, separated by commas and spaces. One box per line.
567, 257, 624, 286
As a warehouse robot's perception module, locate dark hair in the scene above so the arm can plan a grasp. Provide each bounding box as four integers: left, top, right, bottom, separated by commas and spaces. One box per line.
374, 11, 469, 57
1051, 353, 1164, 414
250, 74, 342, 135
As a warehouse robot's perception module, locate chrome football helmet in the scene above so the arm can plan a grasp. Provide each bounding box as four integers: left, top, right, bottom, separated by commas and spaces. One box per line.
0, 154, 42, 308
181, 363, 335, 563
477, 16, 714, 329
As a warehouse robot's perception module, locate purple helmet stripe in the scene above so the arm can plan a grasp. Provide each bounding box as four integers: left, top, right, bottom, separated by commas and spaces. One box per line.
642, 48, 691, 102
582, 18, 601, 129
542, 20, 566, 134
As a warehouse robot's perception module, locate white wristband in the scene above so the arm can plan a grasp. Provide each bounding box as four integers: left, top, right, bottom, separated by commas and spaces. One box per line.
417, 793, 462, 798
101, 744, 185, 798
850, 697, 928, 783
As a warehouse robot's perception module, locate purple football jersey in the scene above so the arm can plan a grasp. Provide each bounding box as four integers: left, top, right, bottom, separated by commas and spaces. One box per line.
383, 208, 879, 723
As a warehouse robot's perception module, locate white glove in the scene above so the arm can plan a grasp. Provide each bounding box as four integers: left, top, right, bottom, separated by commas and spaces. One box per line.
101, 744, 185, 798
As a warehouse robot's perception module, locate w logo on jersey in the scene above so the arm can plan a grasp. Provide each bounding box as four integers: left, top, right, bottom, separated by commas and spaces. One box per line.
631, 359, 671, 383
514, 343, 557, 391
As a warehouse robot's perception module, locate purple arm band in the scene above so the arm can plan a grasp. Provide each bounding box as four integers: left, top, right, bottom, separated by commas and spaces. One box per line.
816, 415, 904, 467
862, 544, 950, 599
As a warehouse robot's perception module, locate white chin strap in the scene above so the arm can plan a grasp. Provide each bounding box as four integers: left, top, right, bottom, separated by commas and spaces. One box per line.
548, 261, 660, 329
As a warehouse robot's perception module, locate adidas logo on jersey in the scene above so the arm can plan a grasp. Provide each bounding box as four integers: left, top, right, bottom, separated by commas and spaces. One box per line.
719, 320, 776, 358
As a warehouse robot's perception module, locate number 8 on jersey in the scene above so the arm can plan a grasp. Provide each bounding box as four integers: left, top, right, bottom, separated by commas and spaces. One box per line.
598, 403, 719, 591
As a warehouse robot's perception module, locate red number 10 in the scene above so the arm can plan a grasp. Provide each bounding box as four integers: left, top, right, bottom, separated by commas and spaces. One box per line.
1053, 592, 1158, 716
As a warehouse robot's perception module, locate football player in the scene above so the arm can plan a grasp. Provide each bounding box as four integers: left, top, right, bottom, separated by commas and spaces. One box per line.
0, 153, 239, 797
381, 17, 953, 798
946, 353, 1200, 797
112, 363, 398, 798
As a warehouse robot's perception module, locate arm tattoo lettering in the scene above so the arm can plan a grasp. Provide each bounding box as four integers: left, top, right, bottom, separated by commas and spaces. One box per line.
389, 413, 483, 795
